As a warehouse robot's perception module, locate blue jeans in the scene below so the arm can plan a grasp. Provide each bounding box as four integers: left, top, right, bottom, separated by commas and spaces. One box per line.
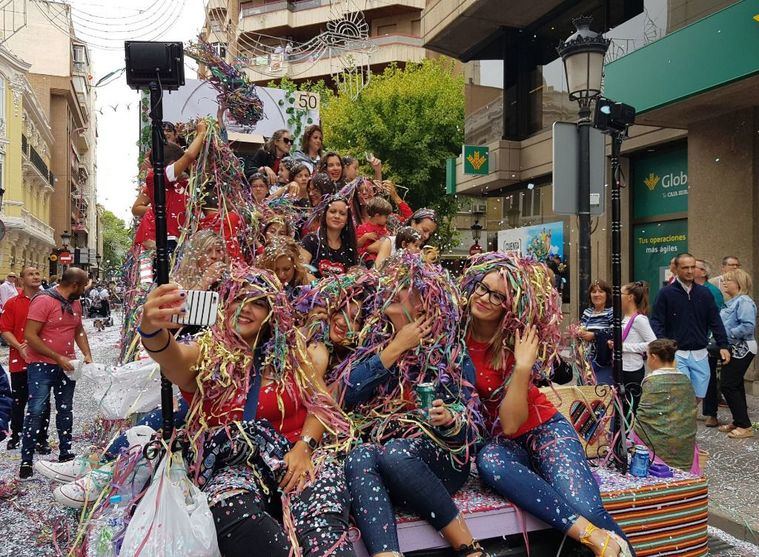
477, 414, 630, 547
102, 397, 189, 461
345, 438, 469, 555
21, 363, 76, 463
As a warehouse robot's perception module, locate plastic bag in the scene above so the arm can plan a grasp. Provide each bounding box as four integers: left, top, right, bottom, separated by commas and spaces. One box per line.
120, 452, 220, 557
92, 359, 162, 419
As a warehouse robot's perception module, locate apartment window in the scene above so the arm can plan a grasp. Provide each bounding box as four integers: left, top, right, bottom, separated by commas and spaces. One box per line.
411, 19, 421, 36
212, 42, 227, 59
73, 45, 86, 63
377, 23, 396, 36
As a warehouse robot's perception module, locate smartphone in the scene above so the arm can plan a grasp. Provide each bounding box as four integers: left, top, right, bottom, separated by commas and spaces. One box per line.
365, 151, 375, 163
170, 290, 220, 327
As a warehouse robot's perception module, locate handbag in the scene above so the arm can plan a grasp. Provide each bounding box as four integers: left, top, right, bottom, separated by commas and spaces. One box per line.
120, 451, 220, 557
731, 340, 750, 359
540, 385, 613, 459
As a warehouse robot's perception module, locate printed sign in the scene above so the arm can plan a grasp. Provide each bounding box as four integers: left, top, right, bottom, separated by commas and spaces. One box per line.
632, 219, 688, 301
463, 145, 489, 175
632, 146, 688, 219
496, 221, 565, 261
59, 251, 73, 265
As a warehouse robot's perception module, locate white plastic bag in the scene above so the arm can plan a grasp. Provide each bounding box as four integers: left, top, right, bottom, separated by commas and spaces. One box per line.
120, 452, 220, 557
92, 359, 162, 419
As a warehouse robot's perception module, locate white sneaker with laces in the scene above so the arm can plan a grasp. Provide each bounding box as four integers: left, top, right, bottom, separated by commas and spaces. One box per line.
53, 464, 113, 509
34, 456, 92, 483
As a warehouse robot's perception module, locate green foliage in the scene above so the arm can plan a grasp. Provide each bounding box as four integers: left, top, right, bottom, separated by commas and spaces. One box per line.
320, 60, 465, 249
266, 77, 334, 145
101, 210, 132, 276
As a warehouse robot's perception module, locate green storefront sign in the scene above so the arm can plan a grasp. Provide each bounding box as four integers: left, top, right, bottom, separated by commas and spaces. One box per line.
632, 147, 688, 219
633, 219, 688, 301
463, 145, 489, 175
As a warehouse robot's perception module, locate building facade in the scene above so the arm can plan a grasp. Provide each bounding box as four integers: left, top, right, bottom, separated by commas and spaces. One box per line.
423, 0, 759, 389
4, 0, 98, 277
0, 46, 55, 277
202, 0, 430, 85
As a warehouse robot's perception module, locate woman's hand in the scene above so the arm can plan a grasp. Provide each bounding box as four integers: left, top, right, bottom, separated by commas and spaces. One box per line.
280, 442, 315, 493
384, 180, 402, 203
428, 399, 454, 427
513, 326, 539, 373
199, 261, 227, 290
578, 329, 595, 342
140, 283, 186, 333
393, 315, 434, 352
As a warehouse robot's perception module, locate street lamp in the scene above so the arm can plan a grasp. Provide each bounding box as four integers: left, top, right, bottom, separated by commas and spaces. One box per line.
558, 17, 610, 316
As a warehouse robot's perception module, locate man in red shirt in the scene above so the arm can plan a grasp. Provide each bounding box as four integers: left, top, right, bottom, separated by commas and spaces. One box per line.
0, 267, 51, 451
19, 267, 92, 480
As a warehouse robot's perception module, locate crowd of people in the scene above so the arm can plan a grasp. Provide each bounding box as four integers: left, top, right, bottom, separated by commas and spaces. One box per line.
0, 117, 754, 557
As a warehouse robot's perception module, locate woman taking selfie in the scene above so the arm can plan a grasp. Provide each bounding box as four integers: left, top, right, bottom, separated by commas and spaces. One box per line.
460, 253, 633, 557
138, 268, 355, 557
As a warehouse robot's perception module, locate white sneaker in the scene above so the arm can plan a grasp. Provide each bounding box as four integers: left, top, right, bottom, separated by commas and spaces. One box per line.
35, 456, 92, 483
53, 464, 113, 509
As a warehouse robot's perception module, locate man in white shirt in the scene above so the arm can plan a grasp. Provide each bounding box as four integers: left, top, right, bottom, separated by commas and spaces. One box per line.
0, 273, 19, 314
709, 255, 741, 300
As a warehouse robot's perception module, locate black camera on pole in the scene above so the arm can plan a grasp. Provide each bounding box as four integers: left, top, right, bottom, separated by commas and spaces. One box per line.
124, 41, 185, 444
593, 97, 636, 135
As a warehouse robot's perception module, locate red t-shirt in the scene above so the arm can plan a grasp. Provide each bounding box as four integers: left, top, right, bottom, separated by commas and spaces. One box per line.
0, 291, 33, 372
198, 210, 243, 261
145, 163, 188, 238
397, 201, 413, 221
356, 222, 388, 260
467, 338, 557, 438
181, 373, 307, 443
133, 208, 156, 246
26, 292, 83, 365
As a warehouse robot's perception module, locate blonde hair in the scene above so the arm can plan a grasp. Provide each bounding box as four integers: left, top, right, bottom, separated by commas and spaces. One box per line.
173, 230, 227, 289
722, 268, 752, 296
259, 235, 310, 287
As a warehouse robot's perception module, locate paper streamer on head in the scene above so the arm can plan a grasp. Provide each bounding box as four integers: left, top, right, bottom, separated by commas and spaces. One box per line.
459, 251, 563, 381
185, 39, 265, 127
333, 252, 482, 463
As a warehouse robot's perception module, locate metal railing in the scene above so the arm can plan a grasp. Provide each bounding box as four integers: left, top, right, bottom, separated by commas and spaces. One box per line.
29, 146, 49, 179
21, 134, 28, 155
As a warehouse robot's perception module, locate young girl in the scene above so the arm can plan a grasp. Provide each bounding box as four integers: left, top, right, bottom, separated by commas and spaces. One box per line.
619, 281, 656, 415
300, 196, 358, 278
339, 253, 486, 557
374, 208, 438, 268
460, 253, 633, 557
249, 172, 270, 204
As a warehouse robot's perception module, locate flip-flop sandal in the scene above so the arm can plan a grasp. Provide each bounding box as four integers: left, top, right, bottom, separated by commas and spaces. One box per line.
728, 428, 754, 439
718, 424, 737, 433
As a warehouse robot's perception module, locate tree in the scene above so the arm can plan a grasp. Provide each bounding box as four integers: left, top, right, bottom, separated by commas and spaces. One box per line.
321, 59, 464, 248
101, 210, 132, 277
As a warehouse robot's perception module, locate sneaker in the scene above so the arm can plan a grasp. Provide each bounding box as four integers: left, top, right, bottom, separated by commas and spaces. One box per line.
19, 462, 34, 481
6, 437, 19, 450
53, 465, 113, 509
35, 442, 52, 455
59, 452, 76, 463
35, 456, 92, 483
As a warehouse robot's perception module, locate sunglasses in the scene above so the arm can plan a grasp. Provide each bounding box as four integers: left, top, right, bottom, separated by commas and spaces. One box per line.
281, 137, 292, 145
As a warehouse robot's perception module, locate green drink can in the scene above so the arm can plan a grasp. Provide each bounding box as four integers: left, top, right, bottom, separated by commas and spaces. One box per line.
415, 382, 436, 415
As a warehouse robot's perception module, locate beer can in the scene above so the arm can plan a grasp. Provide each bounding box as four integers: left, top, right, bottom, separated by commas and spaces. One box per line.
630, 444, 650, 477
415, 382, 436, 415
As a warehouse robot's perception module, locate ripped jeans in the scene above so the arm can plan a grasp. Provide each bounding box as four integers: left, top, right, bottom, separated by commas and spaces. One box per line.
345, 438, 469, 555
476, 414, 631, 547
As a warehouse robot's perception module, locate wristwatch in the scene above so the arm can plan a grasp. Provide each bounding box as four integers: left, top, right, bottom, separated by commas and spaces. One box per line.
300, 434, 319, 452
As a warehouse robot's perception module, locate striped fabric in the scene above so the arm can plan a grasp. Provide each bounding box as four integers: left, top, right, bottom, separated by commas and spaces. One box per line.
602, 476, 709, 556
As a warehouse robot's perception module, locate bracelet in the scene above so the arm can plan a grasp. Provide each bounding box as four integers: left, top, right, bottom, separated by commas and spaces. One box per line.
143, 332, 172, 353
137, 325, 163, 338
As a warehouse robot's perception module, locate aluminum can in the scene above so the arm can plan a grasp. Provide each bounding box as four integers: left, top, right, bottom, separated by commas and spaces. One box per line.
630, 444, 650, 477
415, 382, 436, 414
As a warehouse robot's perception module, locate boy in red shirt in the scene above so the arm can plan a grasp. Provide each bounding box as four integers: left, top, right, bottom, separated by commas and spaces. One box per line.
356, 196, 392, 267
0, 267, 51, 450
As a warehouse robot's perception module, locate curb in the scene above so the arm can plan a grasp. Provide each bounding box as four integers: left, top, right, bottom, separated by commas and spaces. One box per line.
709, 508, 759, 545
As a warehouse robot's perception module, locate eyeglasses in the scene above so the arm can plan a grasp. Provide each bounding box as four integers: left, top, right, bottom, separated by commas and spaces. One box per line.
473, 281, 507, 306
281, 137, 292, 145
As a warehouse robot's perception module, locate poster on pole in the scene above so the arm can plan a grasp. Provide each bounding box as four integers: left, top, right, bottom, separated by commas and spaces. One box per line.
496, 221, 565, 261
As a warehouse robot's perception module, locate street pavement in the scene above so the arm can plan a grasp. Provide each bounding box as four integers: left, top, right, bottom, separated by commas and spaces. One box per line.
0, 315, 758, 556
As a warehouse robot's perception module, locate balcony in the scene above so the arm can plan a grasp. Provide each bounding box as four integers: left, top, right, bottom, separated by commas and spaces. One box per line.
239, 0, 424, 34
241, 34, 425, 83
22, 135, 53, 190
20, 209, 55, 246
206, 0, 227, 15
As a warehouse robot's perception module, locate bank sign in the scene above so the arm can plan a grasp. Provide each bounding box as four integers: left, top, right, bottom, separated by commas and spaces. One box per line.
463, 145, 489, 175
497, 221, 565, 261
632, 146, 688, 219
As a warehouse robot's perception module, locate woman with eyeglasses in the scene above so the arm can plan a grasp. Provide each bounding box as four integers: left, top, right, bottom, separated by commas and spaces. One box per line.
578, 280, 614, 385
617, 281, 656, 416
137, 268, 356, 557
460, 253, 633, 557
248, 172, 270, 204
249, 129, 293, 185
